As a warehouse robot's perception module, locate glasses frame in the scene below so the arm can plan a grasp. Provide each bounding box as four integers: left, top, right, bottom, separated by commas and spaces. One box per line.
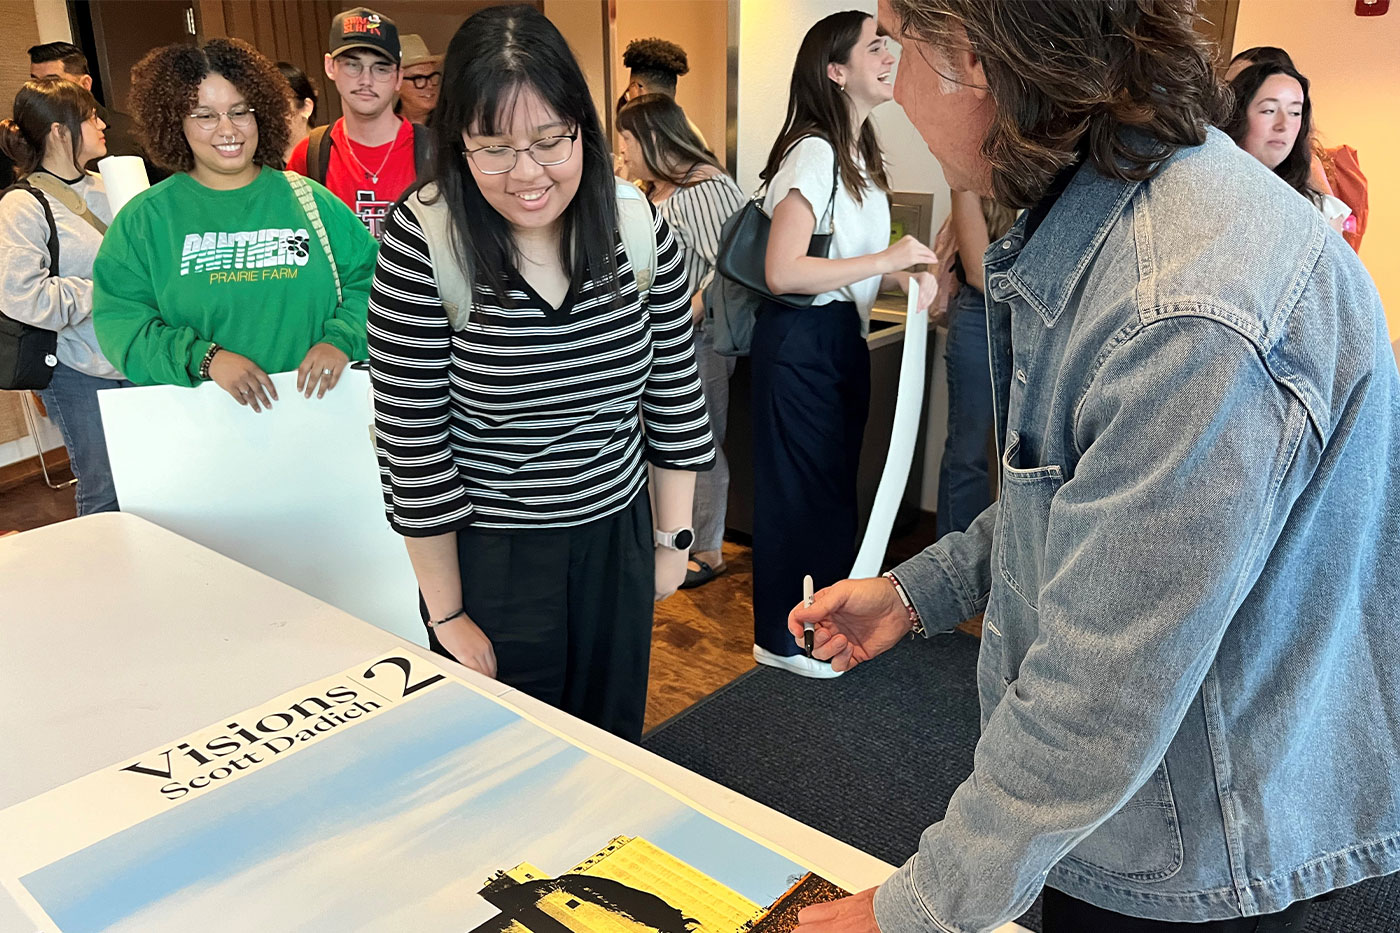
464, 131, 580, 176
335, 56, 398, 82
185, 106, 257, 132
405, 71, 442, 90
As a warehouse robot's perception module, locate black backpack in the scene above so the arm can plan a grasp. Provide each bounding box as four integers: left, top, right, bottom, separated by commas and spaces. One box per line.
0, 182, 60, 390
304, 120, 434, 186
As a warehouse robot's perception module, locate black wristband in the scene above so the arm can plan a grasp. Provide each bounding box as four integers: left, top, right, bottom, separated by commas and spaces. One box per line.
426, 608, 466, 629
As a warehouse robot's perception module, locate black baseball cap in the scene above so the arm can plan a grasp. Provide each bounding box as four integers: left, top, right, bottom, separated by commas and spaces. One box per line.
328, 7, 400, 62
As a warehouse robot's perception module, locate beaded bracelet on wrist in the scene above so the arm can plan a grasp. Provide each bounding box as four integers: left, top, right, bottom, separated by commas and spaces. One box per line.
198, 342, 222, 381
883, 570, 925, 637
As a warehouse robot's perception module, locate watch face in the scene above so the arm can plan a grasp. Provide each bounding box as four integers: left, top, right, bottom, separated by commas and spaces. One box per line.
673, 528, 694, 550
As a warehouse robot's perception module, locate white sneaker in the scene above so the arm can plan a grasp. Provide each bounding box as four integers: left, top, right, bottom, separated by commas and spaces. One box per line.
752, 643, 845, 679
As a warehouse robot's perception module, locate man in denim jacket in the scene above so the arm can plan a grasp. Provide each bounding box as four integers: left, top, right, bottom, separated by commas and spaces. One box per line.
790, 2, 1400, 932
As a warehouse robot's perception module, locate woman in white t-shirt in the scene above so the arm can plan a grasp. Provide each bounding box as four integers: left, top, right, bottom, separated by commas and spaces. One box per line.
752, 10, 937, 677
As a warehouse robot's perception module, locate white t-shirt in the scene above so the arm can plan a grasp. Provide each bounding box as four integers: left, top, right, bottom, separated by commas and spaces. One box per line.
762, 136, 890, 332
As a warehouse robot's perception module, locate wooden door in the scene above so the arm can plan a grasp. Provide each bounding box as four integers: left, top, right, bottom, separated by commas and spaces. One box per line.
89, 1, 197, 113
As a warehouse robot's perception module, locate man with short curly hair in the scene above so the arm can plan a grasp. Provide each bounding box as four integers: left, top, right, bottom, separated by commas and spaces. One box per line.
622, 37, 689, 101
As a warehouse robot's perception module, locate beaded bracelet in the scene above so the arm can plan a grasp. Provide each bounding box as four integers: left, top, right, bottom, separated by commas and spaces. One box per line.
426, 608, 467, 629
883, 570, 926, 637
198, 342, 222, 381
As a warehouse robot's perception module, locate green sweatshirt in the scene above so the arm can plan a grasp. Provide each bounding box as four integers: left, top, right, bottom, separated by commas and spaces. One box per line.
92, 167, 378, 386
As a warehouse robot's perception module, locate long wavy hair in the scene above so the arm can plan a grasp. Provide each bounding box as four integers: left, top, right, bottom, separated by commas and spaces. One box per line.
427, 4, 619, 310
617, 93, 720, 189
888, 0, 1226, 207
1222, 62, 1317, 202
760, 11, 890, 205
0, 77, 99, 177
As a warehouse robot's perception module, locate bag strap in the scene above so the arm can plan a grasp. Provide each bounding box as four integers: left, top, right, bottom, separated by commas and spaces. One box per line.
400, 184, 473, 330
284, 171, 341, 305
411, 123, 434, 179
614, 179, 656, 302
26, 172, 108, 235
307, 124, 333, 186
4, 182, 61, 277
757, 135, 839, 234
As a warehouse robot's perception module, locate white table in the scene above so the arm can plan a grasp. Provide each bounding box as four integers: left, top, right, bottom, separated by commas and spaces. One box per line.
1, 513, 1027, 932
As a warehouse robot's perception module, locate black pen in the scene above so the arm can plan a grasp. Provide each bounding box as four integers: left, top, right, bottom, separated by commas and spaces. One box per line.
803, 574, 815, 658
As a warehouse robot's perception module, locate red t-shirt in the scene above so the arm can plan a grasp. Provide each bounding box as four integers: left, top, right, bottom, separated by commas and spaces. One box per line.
288, 118, 417, 238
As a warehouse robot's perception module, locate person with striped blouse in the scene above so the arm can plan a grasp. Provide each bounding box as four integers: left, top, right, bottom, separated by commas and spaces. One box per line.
367, 6, 714, 742
618, 94, 745, 589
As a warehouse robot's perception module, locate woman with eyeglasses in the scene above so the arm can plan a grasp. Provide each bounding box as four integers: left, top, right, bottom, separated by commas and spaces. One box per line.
368, 5, 715, 741
92, 39, 378, 412
0, 77, 130, 515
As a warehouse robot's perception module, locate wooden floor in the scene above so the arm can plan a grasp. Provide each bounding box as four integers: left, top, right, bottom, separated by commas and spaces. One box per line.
1, 474, 972, 731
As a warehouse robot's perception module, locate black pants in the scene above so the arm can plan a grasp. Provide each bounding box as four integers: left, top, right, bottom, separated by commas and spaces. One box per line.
423, 489, 654, 742
1042, 887, 1316, 932
750, 299, 870, 656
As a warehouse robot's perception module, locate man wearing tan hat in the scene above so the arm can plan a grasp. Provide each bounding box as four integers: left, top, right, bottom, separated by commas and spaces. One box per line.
397, 34, 441, 126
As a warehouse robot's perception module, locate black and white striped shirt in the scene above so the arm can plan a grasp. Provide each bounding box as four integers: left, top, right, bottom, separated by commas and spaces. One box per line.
368, 202, 715, 535
656, 174, 746, 300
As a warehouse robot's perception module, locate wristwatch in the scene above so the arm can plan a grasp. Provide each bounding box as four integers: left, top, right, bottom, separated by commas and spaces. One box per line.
654, 527, 695, 551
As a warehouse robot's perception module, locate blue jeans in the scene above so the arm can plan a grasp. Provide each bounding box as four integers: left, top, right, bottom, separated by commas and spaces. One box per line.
692, 320, 736, 554
937, 285, 994, 538
37, 362, 132, 516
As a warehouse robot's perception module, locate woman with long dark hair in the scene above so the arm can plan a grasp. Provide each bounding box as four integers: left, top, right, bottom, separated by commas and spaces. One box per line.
618, 93, 743, 588
750, 10, 936, 677
276, 61, 318, 165
1222, 62, 1349, 233
0, 77, 129, 514
368, 5, 714, 740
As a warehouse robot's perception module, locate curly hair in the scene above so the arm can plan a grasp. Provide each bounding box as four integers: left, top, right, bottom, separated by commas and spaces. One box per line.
129, 38, 291, 173
623, 37, 689, 94
888, 0, 1227, 208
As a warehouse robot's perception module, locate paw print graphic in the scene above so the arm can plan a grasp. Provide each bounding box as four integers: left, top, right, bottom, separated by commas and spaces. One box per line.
285, 234, 310, 259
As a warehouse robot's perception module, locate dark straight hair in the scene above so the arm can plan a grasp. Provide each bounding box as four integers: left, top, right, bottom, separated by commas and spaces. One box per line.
0, 77, 99, 177
1222, 62, 1317, 202
760, 10, 889, 204
617, 93, 720, 189
429, 4, 618, 309
277, 61, 319, 127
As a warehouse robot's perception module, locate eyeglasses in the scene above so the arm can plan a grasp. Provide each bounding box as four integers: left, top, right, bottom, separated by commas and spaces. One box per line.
406, 71, 442, 90
464, 132, 578, 175
185, 105, 256, 132
336, 57, 397, 81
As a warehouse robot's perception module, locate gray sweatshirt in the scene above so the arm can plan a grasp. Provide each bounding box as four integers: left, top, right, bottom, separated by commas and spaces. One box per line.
0, 172, 120, 379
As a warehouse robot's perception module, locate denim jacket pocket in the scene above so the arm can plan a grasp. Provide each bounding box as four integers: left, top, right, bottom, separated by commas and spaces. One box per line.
996, 431, 1064, 611
1062, 759, 1186, 882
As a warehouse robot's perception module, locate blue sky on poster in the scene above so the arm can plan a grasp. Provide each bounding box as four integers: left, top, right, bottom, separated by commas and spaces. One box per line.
23, 684, 807, 932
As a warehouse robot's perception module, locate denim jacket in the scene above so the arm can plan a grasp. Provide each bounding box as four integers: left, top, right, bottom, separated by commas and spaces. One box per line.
873, 128, 1400, 932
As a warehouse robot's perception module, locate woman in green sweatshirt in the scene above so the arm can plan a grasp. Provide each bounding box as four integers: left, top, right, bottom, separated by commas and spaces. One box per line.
93, 39, 377, 412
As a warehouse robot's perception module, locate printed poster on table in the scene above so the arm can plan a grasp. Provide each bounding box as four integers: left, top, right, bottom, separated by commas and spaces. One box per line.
0, 652, 848, 932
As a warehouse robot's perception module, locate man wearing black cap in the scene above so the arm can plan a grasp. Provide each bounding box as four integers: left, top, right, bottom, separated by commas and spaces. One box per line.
288, 6, 430, 237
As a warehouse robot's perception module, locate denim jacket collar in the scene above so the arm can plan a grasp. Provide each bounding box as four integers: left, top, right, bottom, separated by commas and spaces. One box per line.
992, 161, 1140, 329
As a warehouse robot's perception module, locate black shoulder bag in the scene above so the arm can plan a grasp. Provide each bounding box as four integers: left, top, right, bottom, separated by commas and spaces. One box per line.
0, 182, 61, 390
714, 138, 840, 311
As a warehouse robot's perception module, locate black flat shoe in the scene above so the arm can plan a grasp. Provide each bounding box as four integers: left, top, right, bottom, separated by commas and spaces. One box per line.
680, 558, 724, 589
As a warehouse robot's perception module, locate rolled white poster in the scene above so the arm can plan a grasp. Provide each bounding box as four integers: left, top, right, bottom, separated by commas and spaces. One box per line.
851, 280, 928, 579
97, 155, 150, 216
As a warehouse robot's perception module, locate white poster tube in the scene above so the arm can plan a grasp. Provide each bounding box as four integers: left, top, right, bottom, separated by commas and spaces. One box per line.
851, 281, 928, 579
96, 155, 150, 216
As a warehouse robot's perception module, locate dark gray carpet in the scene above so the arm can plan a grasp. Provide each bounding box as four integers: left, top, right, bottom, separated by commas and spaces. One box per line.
641, 633, 1398, 932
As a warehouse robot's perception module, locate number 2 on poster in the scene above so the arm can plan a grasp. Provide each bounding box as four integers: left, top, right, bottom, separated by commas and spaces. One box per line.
362, 656, 445, 699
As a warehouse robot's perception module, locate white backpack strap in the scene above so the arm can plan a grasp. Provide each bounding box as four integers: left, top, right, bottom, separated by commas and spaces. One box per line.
400, 183, 474, 330
285, 171, 340, 306
614, 179, 656, 303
